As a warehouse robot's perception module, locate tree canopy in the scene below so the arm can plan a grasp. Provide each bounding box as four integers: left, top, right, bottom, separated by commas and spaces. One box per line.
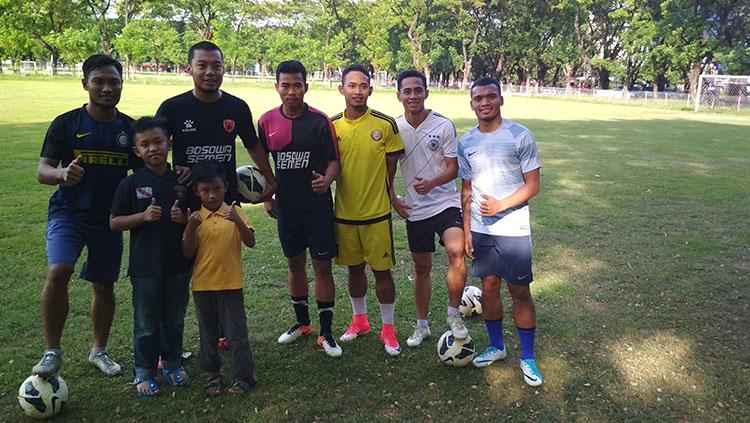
1, 0, 748, 92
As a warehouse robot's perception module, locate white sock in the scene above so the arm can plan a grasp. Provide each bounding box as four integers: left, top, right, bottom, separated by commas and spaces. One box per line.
417, 319, 430, 330
91, 346, 106, 354
447, 306, 459, 318
379, 303, 395, 325
350, 296, 367, 315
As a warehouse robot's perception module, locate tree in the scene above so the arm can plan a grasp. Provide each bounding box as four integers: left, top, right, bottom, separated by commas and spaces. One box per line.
0, 0, 84, 74
115, 18, 181, 77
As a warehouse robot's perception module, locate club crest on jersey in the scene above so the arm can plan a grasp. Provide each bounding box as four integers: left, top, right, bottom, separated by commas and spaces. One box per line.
182, 120, 196, 133
116, 131, 129, 148
427, 139, 439, 151
136, 186, 153, 199
371, 130, 383, 141
223, 119, 235, 133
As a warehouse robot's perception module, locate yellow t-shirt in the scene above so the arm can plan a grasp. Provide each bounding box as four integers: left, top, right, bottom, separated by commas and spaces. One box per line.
190, 203, 253, 291
331, 108, 404, 222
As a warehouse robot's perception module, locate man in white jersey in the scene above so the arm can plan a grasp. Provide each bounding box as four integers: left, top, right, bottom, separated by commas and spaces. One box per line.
392, 70, 468, 347
457, 77, 543, 386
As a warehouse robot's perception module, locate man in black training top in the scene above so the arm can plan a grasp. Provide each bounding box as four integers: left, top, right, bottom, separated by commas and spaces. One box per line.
156, 40, 276, 209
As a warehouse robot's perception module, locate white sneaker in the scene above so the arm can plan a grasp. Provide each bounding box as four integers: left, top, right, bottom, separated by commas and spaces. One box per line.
277, 323, 313, 344
32, 350, 62, 378
406, 326, 431, 347
317, 334, 343, 358
446, 314, 469, 340
472, 346, 507, 368
520, 359, 543, 386
88, 350, 122, 376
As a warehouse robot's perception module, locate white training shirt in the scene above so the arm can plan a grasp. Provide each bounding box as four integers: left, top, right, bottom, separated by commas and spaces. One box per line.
457, 119, 540, 236
397, 111, 462, 222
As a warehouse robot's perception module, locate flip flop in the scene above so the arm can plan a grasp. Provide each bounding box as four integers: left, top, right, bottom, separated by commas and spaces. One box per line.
204, 373, 223, 396
162, 366, 190, 387
227, 379, 255, 395
134, 377, 160, 399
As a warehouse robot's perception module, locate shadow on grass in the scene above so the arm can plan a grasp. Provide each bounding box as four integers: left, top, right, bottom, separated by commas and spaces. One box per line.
0, 117, 748, 421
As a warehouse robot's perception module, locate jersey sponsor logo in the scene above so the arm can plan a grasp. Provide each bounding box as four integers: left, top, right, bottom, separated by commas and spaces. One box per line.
182, 120, 197, 133
184, 145, 233, 163
73, 149, 128, 167
371, 130, 383, 141
276, 151, 310, 170
75, 132, 92, 139
116, 131, 129, 148
136, 186, 153, 199
223, 119, 235, 133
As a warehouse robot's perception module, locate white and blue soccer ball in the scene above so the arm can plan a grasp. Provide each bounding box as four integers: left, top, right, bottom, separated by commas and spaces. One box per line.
459, 285, 482, 317
437, 330, 476, 367
236, 165, 267, 203
18, 374, 68, 419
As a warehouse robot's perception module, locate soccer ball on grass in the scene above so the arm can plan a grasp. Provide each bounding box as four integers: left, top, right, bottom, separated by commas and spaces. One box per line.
18, 375, 68, 419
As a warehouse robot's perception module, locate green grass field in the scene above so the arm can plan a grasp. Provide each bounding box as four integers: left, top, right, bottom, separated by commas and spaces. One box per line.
0, 77, 748, 422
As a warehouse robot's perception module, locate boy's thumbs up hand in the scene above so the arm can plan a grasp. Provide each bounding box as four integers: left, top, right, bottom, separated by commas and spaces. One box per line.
223, 201, 241, 223
142, 197, 162, 222
187, 207, 202, 227
170, 199, 186, 224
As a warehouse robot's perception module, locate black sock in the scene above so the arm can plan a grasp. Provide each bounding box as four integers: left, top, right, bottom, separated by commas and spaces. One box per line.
291, 295, 310, 326
317, 300, 335, 335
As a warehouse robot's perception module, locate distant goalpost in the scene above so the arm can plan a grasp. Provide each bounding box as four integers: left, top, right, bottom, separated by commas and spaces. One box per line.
694, 74, 750, 112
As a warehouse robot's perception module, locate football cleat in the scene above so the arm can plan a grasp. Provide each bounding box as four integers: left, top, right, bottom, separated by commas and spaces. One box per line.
278, 323, 313, 344
472, 345, 507, 368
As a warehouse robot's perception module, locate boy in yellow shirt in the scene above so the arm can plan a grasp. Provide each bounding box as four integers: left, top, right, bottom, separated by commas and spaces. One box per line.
182, 160, 256, 395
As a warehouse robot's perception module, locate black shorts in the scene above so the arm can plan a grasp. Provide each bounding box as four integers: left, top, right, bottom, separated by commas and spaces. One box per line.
405, 207, 463, 253
471, 232, 533, 285
277, 204, 337, 261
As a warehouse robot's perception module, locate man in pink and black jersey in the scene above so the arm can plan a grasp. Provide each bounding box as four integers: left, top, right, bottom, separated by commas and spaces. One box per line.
258, 61, 342, 357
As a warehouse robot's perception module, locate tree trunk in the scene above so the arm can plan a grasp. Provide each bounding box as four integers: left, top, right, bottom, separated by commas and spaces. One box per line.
599, 68, 610, 89
687, 60, 704, 98
423, 64, 431, 87
51, 51, 60, 76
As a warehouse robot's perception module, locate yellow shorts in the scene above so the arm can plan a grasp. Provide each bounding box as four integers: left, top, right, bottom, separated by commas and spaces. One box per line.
335, 218, 395, 271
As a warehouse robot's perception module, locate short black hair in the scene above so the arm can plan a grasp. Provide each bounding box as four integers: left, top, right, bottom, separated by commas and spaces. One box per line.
188, 41, 223, 64
470, 77, 502, 95
131, 116, 170, 138
397, 70, 427, 91
191, 160, 226, 184
341, 64, 370, 84
276, 60, 307, 83
82, 54, 122, 80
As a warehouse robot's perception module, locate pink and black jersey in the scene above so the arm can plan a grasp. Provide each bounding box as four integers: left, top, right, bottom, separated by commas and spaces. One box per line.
258, 104, 339, 212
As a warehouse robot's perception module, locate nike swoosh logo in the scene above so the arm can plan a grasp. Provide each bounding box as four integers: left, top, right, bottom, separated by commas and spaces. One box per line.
467, 151, 477, 157
268, 132, 277, 137
524, 374, 538, 382
517, 273, 531, 280
317, 251, 328, 256
75, 132, 92, 139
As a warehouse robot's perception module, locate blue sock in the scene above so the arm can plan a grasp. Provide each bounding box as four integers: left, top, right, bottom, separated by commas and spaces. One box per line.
485, 319, 504, 350
517, 326, 536, 360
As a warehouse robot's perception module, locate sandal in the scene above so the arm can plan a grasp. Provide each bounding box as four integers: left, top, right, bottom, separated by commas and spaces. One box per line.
134, 376, 160, 399
227, 379, 255, 395
162, 366, 190, 387
204, 373, 223, 396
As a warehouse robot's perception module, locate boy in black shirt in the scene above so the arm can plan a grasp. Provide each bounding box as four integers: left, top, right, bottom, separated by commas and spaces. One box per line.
110, 117, 191, 398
